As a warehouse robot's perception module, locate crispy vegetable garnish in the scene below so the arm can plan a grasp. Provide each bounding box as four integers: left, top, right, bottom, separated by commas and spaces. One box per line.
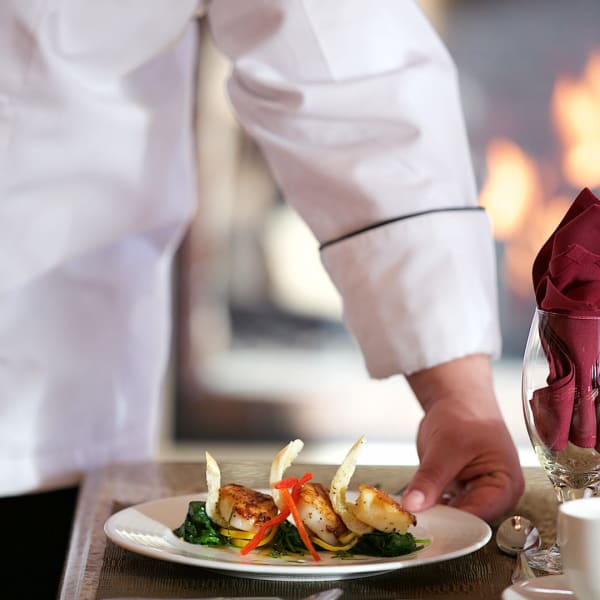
329, 435, 373, 535
330, 435, 416, 535
205, 451, 229, 527
269, 438, 304, 511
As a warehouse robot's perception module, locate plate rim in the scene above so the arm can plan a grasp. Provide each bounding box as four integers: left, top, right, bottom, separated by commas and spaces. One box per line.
104, 492, 492, 579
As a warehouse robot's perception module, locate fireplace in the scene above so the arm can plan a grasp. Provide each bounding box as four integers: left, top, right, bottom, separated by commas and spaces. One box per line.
169, 0, 600, 450
448, 0, 600, 355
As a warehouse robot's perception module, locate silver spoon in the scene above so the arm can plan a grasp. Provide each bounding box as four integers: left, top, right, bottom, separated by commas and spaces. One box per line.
496, 515, 541, 584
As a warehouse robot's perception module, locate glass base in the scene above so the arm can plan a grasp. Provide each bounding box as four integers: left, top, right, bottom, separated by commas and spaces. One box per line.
525, 543, 562, 574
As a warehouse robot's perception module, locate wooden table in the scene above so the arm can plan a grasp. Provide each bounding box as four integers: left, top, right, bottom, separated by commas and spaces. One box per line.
58, 461, 557, 599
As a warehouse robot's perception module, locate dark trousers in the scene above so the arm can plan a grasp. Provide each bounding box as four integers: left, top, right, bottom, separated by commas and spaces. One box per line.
2, 486, 79, 599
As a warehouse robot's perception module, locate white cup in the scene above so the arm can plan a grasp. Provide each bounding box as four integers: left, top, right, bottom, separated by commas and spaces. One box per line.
558, 497, 600, 600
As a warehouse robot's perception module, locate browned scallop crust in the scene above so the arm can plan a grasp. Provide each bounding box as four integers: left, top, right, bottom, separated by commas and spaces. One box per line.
353, 484, 416, 532
298, 482, 348, 539
219, 484, 278, 527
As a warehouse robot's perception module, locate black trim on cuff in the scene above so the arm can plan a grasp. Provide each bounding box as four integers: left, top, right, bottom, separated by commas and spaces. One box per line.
319, 206, 486, 251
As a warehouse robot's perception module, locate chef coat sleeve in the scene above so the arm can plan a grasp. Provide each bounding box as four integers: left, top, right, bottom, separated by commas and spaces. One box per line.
207, 0, 501, 377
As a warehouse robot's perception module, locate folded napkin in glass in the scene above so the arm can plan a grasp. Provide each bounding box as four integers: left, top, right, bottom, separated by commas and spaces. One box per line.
531, 187, 600, 451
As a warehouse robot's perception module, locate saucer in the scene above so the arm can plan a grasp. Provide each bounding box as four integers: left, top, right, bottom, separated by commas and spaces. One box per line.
502, 574, 575, 599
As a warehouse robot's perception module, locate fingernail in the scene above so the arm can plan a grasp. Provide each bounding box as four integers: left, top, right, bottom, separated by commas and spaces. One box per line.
402, 489, 425, 510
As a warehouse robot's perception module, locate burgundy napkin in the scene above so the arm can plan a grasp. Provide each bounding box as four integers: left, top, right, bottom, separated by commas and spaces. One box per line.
531, 187, 600, 451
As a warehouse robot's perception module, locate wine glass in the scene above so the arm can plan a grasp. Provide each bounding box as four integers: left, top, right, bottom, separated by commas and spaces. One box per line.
522, 308, 600, 573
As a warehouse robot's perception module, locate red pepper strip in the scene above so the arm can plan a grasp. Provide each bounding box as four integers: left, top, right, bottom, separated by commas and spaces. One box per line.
297, 471, 313, 487
280, 487, 321, 561
274, 476, 300, 489
274, 471, 313, 491
239, 509, 290, 555
291, 473, 313, 504
240, 472, 314, 556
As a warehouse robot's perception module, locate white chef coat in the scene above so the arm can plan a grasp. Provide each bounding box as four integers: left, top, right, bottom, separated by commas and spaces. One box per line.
0, 0, 500, 496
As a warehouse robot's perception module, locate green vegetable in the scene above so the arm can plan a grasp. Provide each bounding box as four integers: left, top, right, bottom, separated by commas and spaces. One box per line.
172, 501, 429, 560
352, 531, 426, 557
173, 501, 228, 546
269, 520, 308, 556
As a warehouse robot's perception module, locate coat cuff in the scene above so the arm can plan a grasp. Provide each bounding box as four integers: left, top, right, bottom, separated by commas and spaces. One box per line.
320, 208, 501, 378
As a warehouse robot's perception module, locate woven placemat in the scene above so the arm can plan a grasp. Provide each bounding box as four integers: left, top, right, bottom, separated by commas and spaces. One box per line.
63, 463, 558, 600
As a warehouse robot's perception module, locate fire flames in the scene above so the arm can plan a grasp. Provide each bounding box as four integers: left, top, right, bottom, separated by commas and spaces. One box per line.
480, 51, 600, 298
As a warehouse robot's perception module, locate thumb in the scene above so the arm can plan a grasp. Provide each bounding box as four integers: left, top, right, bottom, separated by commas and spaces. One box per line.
401, 447, 462, 513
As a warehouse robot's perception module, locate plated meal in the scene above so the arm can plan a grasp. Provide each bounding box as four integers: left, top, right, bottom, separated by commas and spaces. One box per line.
104, 436, 492, 581
174, 435, 425, 561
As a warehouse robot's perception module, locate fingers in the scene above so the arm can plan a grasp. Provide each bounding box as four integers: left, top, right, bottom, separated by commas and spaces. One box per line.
403, 463, 524, 523
401, 443, 466, 513
400, 421, 525, 522
452, 472, 524, 523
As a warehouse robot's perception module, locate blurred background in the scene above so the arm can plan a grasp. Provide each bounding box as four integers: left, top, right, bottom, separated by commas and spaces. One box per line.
159, 0, 600, 466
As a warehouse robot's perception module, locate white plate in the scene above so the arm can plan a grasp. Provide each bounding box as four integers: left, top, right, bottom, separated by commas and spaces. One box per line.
104, 493, 491, 581
502, 574, 575, 599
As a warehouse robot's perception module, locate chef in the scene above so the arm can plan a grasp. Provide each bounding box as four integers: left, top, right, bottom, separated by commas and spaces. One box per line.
0, 1, 523, 596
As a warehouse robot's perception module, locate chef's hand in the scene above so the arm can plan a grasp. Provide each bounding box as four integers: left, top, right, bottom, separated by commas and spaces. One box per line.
401, 354, 524, 523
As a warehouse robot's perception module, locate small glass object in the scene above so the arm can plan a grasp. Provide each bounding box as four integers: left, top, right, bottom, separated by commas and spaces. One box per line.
522, 309, 600, 573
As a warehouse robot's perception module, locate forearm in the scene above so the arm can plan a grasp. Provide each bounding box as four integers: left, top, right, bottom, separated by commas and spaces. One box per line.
406, 354, 504, 418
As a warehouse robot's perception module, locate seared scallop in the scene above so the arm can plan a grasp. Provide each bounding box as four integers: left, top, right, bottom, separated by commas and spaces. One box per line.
218, 484, 278, 533
330, 435, 416, 534
351, 484, 416, 533
296, 482, 349, 546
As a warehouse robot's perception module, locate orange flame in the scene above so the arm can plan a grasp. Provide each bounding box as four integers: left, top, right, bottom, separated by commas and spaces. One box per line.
479, 139, 541, 240
480, 52, 600, 299
552, 51, 600, 188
